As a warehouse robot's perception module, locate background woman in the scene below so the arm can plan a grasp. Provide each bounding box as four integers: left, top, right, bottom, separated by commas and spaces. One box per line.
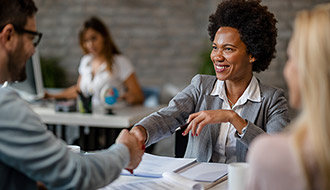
46, 16, 144, 107
130, 0, 290, 163
247, 4, 330, 190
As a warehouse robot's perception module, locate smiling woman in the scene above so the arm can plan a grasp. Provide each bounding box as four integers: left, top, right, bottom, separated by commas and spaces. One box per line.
130, 0, 290, 163
210, 27, 254, 84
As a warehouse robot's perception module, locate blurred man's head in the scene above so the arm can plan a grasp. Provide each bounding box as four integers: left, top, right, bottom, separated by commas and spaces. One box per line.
0, 0, 40, 82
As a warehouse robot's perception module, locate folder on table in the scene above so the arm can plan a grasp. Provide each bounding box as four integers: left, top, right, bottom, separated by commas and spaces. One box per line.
120, 153, 197, 178
115, 153, 228, 190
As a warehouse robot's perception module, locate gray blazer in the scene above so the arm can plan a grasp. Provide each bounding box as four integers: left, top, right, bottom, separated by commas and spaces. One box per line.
137, 74, 290, 162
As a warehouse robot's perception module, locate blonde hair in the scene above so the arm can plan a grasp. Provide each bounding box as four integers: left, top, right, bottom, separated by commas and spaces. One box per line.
291, 3, 330, 189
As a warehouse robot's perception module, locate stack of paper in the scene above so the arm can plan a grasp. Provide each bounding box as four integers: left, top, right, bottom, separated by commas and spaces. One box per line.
101, 153, 228, 190
179, 162, 227, 182
121, 153, 196, 178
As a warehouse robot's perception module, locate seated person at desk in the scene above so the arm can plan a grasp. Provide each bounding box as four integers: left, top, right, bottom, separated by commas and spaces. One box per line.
131, 0, 290, 163
0, 0, 144, 189
45, 16, 144, 108
247, 4, 330, 190
46, 17, 145, 150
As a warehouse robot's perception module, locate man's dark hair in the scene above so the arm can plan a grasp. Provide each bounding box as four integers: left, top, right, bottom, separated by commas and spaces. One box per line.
0, 0, 38, 31
208, 0, 277, 72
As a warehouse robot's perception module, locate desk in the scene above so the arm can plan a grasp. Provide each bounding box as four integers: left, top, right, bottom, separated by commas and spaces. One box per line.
31, 103, 163, 150
98, 175, 228, 190
31, 103, 163, 128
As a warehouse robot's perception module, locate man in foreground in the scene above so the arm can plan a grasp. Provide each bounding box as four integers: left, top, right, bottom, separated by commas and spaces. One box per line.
0, 0, 144, 189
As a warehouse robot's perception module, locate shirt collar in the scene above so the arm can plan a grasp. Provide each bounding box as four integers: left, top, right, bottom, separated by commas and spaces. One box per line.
211, 76, 261, 106
1, 81, 8, 88
86, 54, 107, 73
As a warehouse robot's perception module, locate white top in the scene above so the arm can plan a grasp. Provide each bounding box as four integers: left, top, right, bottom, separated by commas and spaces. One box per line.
78, 54, 134, 106
210, 76, 261, 163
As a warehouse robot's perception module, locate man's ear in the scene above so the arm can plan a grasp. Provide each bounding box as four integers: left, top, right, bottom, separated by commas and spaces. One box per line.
0, 24, 16, 51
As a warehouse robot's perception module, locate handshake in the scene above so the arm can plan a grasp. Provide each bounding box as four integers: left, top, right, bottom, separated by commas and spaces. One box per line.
115, 126, 147, 170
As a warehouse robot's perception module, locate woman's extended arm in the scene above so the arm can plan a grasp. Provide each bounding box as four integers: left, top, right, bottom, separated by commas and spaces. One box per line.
122, 73, 144, 105
44, 76, 81, 100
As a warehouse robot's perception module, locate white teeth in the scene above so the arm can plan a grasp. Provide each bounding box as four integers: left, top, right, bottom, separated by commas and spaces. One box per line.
216, 66, 226, 69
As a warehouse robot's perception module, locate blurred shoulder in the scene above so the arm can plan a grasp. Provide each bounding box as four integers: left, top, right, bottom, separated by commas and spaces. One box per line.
258, 81, 285, 97
248, 134, 296, 177
79, 54, 93, 71
80, 54, 92, 64
0, 87, 41, 126
114, 55, 131, 65
0, 87, 22, 103
249, 134, 291, 159
191, 74, 217, 86
190, 74, 217, 93
247, 133, 306, 190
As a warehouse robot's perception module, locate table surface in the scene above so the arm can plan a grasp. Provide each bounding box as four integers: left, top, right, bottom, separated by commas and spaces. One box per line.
98, 175, 228, 190
31, 102, 164, 128
32, 102, 229, 189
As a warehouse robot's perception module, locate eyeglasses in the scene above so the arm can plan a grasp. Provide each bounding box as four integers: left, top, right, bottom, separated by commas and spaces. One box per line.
13, 25, 43, 47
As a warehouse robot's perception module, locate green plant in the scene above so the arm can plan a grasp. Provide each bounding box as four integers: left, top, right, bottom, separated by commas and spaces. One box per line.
198, 46, 215, 75
40, 57, 67, 88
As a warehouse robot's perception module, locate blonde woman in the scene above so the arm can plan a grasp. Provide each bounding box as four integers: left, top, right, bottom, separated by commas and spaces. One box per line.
247, 4, 330, 190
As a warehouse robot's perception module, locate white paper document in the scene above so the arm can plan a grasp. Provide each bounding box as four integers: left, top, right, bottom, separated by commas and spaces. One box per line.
100, 154, 228, 190
121, 153, 196, 178
101, 172, 205, 190
180, 162, 227, 182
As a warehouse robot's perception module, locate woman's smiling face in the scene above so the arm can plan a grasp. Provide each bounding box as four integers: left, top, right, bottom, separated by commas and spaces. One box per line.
210, 27, 255, 82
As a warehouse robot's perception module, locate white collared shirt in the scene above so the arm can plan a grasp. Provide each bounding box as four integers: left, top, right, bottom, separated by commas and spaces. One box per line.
210, 76, 261, 163
78, 54, 134, 106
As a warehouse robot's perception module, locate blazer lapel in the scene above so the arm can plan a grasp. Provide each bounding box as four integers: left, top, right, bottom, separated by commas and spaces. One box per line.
204, 95, 224, 109
240, 99, 263, 123
204, 95, 223, 151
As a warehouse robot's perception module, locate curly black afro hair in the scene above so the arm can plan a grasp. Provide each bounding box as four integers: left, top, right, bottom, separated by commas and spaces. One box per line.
208, 0, 277, 72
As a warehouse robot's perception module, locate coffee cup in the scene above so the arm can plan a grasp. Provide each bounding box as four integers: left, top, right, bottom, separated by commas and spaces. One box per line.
228, 162, 249, 190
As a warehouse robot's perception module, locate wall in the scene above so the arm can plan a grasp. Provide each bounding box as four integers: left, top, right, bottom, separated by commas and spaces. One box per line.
34, 0, 328, 103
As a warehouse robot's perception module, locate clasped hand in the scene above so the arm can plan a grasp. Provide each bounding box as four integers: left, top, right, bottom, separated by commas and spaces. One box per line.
116, 129, 145, 169
183, 109, 247, 136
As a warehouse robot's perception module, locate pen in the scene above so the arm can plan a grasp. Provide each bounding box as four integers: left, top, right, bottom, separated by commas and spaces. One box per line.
175, 122, 190, 132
